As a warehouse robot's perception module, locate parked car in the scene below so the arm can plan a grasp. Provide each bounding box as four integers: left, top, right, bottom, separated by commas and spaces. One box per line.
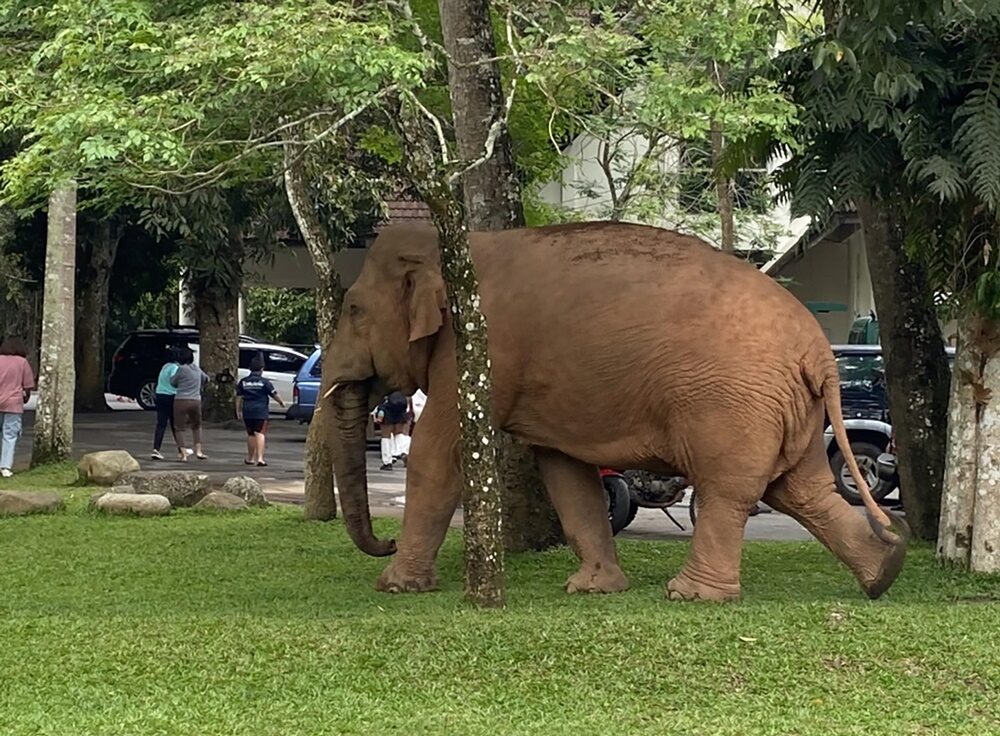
287, 348, 322, 423
847, 312, 880, 345
108, 328, 307, 413
287, 348, 379, 444
824, 344, 954, 503
190, 342, 307, 415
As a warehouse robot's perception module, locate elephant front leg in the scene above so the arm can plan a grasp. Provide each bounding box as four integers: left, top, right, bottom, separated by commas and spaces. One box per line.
376, 401, 461, 594
534, 447, 629, 594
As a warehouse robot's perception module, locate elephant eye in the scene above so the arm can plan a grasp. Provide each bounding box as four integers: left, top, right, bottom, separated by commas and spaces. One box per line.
349, 302, 362, 318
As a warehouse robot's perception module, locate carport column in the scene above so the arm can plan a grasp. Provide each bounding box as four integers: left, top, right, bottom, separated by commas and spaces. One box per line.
238, 294, 246, 334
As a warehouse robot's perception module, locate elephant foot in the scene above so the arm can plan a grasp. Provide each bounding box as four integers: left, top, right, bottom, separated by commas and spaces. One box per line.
666, 572, 740, 603
565, 562, 629, 594
376, 562, 439, 594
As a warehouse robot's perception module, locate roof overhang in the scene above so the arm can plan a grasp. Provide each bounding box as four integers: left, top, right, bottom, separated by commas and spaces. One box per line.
762, 210, 861, 276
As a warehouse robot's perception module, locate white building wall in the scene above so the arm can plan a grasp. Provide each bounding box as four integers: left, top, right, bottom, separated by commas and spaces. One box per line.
771, 228, 890, 344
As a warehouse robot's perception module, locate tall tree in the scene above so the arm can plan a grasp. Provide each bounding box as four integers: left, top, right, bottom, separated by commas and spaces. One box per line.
755, 0, 953, 541
31, 182, 77, 466
75, 216, 123, 412
437, 0, 564, 553
283, 127, 390, 521
284, 141, 341, 521
514, 0, 795, 253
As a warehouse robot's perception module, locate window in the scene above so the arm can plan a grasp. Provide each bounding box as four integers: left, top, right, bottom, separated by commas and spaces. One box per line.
238, 349, 259, 370
836, 354, 884, 387
310, 356, 323, 377
264, 351, 306, 374
677, 138, 770, 215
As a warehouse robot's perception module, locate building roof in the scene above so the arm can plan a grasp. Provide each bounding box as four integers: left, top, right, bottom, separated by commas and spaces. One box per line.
382, 198, 433, 225
762, 208, 860, 276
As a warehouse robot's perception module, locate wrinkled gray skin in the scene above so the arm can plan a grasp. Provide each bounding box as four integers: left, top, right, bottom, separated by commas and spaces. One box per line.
324, 222, 906, 602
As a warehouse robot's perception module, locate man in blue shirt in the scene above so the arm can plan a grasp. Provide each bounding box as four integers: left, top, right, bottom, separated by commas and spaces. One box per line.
236, 355, 284, 466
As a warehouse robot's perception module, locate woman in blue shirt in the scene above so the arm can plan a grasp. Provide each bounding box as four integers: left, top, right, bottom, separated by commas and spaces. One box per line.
151, 347, 181, 461
236, 354, 284, 466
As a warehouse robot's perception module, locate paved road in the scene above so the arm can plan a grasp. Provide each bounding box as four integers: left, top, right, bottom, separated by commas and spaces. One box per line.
14, 409, 834, 542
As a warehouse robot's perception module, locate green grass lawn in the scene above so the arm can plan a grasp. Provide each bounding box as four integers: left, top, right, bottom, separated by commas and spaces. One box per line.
1, 465, 999, 735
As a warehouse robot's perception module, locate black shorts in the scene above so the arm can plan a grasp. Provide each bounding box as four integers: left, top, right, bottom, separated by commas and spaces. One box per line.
382, 404, 408, 425
244, 418, 268, 436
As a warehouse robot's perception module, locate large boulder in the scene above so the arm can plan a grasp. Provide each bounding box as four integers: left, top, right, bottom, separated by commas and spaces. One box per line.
114, 471, 210, 508
0, 491, 64, 516
78, 450, 141, 486
222, 476, 269, 507
94, 492, 171, 517
195, 491, 249, 512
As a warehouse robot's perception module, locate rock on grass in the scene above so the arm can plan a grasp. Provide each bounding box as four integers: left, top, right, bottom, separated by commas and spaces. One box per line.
0, 491, 64, 516
195, 491, 249, 512
114, 471, 210, 508
77, 450, 141, 486
93, 492, 171, 517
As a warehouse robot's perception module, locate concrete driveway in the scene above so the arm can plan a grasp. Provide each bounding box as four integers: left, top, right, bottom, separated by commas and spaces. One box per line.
11, 408, 843, 542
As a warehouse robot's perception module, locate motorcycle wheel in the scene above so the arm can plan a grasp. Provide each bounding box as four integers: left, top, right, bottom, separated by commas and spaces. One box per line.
604, 475, 633, 535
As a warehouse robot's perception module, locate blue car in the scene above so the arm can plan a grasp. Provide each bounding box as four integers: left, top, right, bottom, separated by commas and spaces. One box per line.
287, 348, 322, 423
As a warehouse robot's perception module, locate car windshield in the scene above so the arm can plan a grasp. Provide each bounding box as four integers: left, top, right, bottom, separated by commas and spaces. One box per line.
836, 353, 883, 387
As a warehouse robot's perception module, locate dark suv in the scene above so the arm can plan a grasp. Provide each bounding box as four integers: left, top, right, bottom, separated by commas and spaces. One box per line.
824, 344, 954, 503
107, 328, 260, 410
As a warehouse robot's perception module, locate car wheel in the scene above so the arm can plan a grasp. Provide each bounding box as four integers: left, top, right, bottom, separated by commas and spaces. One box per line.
604, 475, 633, 535
831, 441, 890, 504
137, 381, 158, 411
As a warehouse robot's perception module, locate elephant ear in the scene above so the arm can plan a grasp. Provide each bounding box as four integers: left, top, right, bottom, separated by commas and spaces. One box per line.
406, 266, 447, 343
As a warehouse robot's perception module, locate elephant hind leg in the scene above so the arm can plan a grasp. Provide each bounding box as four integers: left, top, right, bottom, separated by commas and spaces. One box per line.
533, 447, 628, 594
667, 478, 764, 602
763, 437, 906, 599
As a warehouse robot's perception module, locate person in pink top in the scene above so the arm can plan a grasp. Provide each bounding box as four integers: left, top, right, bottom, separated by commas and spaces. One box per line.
0, 337, 36, 478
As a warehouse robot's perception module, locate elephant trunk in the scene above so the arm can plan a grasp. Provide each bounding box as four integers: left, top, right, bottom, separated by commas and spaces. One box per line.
328, 381, 397, 557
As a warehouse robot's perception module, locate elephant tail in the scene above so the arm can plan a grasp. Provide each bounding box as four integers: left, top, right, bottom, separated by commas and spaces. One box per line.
804, 353, 901, 544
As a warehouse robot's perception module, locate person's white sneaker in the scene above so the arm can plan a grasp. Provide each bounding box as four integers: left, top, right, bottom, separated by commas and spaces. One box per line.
0, 469, 12, 478
151, 449, 164, 460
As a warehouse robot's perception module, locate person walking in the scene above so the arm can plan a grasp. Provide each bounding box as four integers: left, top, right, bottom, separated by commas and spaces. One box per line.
151, 347, 181, 460
236, 354, 284, 466
375, 390, 409, 471
0, 337, 35, 478
170, 347, 209, 461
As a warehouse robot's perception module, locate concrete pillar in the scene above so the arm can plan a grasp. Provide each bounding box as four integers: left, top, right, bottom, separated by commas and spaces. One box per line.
238, 294, 246, 335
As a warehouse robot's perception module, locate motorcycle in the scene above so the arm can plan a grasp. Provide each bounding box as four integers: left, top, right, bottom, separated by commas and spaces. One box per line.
602, 468, 693, 535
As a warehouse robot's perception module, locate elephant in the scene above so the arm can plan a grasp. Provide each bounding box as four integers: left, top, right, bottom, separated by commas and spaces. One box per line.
322, 221, 907, 602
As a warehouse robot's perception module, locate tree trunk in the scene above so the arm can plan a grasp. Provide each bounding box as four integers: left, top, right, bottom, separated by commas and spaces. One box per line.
193, 225, 242, 424
937, 310, 1000, 572
439, 0, 563, 554
970, 337, 1000, 573
75, 221, 121, 412
31, 182, 77, 467
283, 139, 344, 521
857, 198, 951, 541
710, 119, 735, 253
938, 313, 979, 565
396, 128, 507, 608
